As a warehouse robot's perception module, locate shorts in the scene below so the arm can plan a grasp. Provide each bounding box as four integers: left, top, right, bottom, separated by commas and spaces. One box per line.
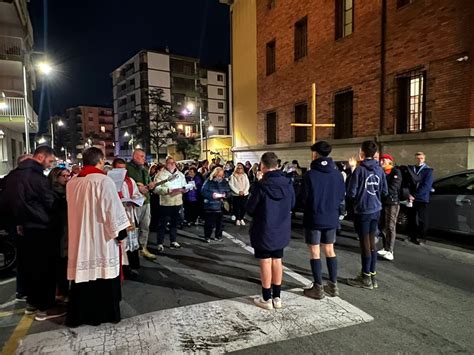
305, 229, 337, 245
354, 212, 381, 236
254, 248, 284, 259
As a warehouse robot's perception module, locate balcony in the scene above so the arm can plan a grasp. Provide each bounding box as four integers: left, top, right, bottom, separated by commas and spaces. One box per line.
0, 36, 25, 62
0, 96, 38, 133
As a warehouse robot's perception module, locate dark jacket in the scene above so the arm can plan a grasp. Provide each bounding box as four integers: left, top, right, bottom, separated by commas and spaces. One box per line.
302, 157, 345, 230
2, 159, 55, 229
409, 164, 434, 203
246, 170, 295, 251
383, 167, 402, 205
347, 159, 388, 215
184, 175, 203, 203
201, 179, 231, 212
51, 184, 68, 257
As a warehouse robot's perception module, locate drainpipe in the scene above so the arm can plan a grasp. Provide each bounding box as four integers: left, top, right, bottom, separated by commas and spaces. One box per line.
380, 0, 387, 152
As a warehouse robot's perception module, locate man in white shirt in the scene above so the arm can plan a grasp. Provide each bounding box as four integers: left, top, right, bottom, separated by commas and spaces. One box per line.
66, 147, 130, 327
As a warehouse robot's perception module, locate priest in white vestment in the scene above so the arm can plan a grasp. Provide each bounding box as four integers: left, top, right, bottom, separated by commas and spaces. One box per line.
66, 147, 130, 327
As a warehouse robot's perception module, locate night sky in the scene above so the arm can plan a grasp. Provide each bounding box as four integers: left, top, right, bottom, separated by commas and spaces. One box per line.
28, 0, 230, 133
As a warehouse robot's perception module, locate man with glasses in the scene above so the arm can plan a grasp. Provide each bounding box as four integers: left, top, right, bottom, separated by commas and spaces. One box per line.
153, 156, 187, 252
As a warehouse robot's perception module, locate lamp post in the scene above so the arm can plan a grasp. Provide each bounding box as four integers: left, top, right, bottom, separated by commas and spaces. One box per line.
185, 101, 204, 157
124, 131, 135, 151
205, 124, 214, 161
61, 146, 68, 160
50, 118, 64, 150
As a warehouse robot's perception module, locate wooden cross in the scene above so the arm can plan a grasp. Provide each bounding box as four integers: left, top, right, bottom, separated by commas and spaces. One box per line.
290, 83, 335, 144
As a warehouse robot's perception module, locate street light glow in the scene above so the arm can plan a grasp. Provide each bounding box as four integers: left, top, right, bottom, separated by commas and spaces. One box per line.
124, 131, 130, 137
208, 125, 214, 132
186, 102, 195, 113
38, 137, 47, 144
57, 120, 64, 126
177, 124, 184, 130
37, 62, 53, 75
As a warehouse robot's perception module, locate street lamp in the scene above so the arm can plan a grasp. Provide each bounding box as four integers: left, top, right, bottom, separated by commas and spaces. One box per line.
0, 92, 7, 110
37, 61, 53, 76
124, 131, 135, 151
61, 146, 68, 160
184, 101, 204, 157
205, 124, 215, 161
38, 137, 46, 144
50, 118, 65, 150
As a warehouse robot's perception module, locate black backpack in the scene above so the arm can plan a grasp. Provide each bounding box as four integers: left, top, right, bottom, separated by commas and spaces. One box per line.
397, 165, 422, 201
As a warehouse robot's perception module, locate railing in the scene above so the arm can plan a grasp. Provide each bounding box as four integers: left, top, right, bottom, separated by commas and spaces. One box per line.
0, 35, 24, 60
0, 96, 37, 130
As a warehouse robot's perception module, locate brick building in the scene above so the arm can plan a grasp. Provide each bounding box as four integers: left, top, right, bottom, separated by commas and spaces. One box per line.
227, 0, 474, 176
64, 106, 114, 161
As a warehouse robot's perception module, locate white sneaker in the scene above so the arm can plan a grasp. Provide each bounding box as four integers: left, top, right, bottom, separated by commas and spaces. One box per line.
272, 297, 282, 309
382, 251, 394, 261
240, 220, 246, 226
377, 249, 388, 256
231, 215, 237, 221
253, 297, 273, 310
170, 242, 181, 249
157, 244, 164, 253
236, 220, 241, 226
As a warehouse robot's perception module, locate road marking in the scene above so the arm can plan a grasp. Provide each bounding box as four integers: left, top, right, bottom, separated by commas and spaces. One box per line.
1, 314, 34, 355
0, 300, 17, 310
223, 231, 312, 286
0, 277, 15, 285
0, 309, 24, 318
18, 289, 373, 354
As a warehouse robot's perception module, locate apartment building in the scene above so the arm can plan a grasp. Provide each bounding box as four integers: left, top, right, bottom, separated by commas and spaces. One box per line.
111, 50, 228, 159
0, 0, 38, 175
64, 106, 114, 160
226, 0, 474, 176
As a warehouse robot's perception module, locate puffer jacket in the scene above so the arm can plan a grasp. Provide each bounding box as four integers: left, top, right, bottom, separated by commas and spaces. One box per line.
201, 179, 231, 212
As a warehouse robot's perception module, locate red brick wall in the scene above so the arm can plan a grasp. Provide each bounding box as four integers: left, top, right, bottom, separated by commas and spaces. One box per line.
256, 0, 473, 145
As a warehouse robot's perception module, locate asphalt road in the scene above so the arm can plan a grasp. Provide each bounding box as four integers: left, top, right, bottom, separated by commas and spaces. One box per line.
0, 218, 473, 353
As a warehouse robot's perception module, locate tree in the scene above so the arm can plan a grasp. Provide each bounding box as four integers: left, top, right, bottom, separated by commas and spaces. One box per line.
174, 135, 200, 160
135, 88, 176, 158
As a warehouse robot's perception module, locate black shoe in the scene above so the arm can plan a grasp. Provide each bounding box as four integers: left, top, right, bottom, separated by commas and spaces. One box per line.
123, 267, 139, 280
347, 273, 373, 289
370, 272, 378, 289
410, 237, 421, 245
215, 237, 223, 242
204, 238, 211, 243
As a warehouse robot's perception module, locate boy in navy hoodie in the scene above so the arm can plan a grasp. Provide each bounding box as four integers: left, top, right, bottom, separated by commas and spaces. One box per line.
302, 141, 345, 299
247, 152, 295, 310
347, 141, 388, 289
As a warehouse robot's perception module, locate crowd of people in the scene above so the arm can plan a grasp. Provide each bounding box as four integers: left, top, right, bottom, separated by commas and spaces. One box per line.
0, 139, 433, 323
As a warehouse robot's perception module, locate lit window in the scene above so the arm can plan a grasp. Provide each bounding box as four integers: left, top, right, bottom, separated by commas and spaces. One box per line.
397, 71, 426, 133
101, 126, 106, 133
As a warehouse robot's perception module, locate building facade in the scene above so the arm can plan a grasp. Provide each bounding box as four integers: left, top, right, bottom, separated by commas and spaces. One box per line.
0, 0, 37, 175
111, 50, 228, 160
64, 106, 114, 161
228, 0, 474, 177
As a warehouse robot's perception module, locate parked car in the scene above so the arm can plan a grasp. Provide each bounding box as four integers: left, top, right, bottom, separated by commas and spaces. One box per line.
398, 170, 474, 236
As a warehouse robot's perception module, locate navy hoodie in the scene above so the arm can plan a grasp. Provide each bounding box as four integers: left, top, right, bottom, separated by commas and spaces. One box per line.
347, 159, 388, 215
409, 164, 434, 203
302, 157, 345, 230
246, 170, 295, 251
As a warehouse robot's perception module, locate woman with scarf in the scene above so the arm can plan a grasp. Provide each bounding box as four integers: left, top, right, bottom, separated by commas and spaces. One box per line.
229, 163, 250, 226
201, 167, 231, 242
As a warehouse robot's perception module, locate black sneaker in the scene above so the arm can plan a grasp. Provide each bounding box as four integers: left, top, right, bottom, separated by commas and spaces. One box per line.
204, 238, 211, 243
371, 272, 378, 289
323, 281, 340, 297
25, 304, 38, 315
347, 273, 373, 289
16, 293, 27, 302
303, 283, 325, 299
34, 306, 67, 321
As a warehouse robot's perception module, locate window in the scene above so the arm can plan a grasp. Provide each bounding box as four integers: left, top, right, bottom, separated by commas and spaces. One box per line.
185, 126, 193, 137
218, 116, 224, 123
218, 88, 224, 96
294, 17, 308, 60
218, 102, 224, 109
433, 173, 474, 195
397, 0, 412, 8
266, 111, 277, 145
266, 40, 276, 75
218, 129, 225, 135
334, 90, 353, 139
100, 126, 106, 133
294, 103, 308, 142
397, 71, 426, 133
217, 74, 224, 82
88, 117, 94, 122
336, 0, 353, 39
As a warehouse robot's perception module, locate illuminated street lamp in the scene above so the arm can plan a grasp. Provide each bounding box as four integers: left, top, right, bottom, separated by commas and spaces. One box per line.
50, 118, 65, 149
37, 61, 53, 76
0, 92, 7, 110
38, 137, 47, 144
